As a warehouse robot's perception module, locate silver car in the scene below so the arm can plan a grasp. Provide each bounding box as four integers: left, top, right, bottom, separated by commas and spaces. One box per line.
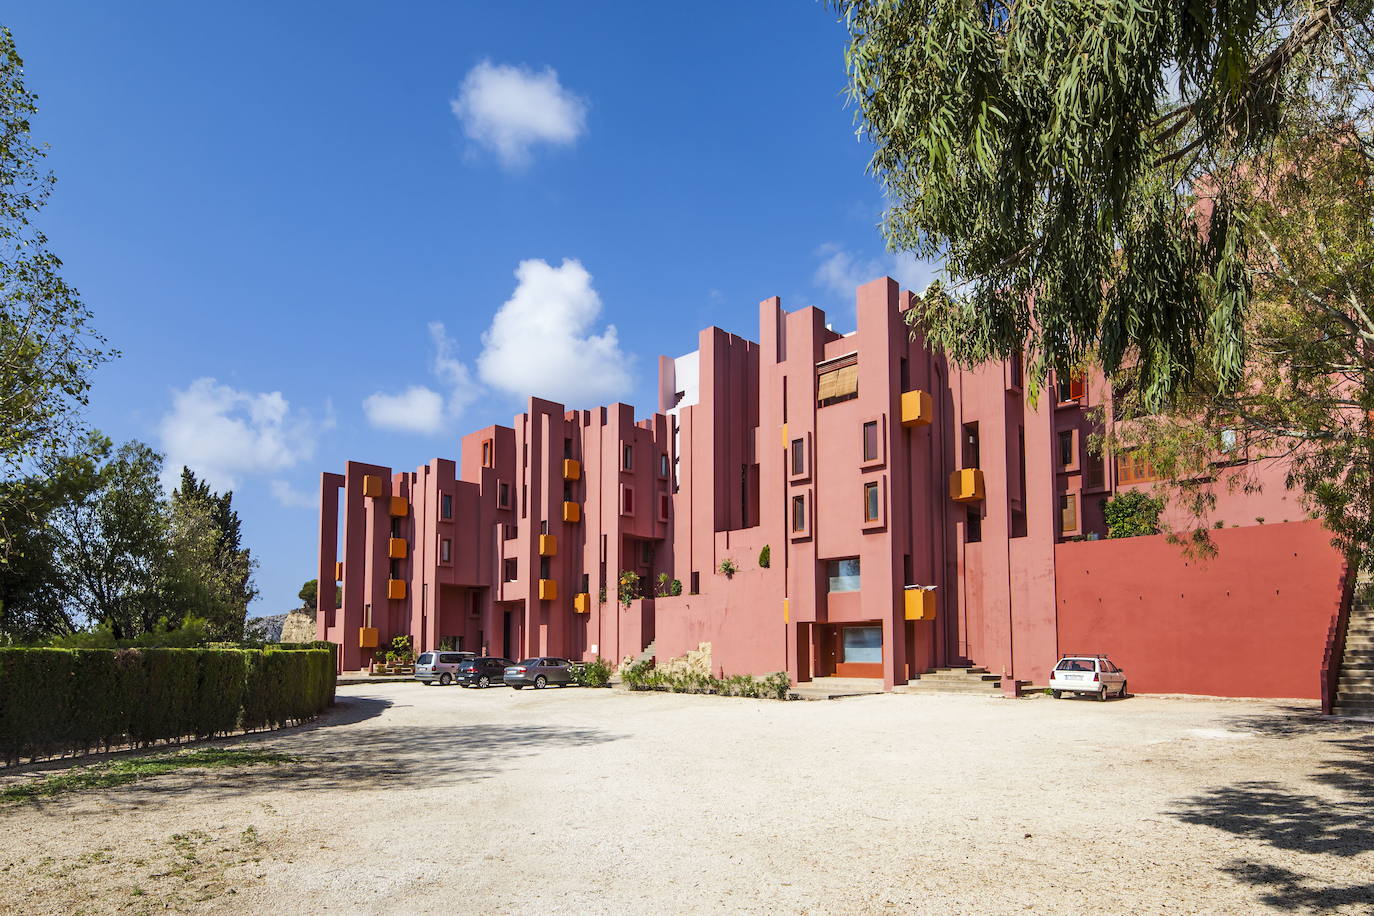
503, 657, 573, 689
414, 651, 475, 686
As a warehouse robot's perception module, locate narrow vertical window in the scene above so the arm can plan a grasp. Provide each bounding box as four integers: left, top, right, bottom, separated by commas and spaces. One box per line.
497, 482, 510, 509
1059, 494, 1078, 534
862, 421, 879, 462
540, 556, 550, 579
791, 494, 806, 532
440, 539, 452, 563
864, 481, 880, 522
441, 493, 453, 519
623, 444, 633, 470
962, 422, 980, 469
563, 437, 573, 460
659, 453, 669, 477
966, 508, 982, 543
1058, 430, 1075, 469
791, 438, 805, 476
482, 439, 494, 467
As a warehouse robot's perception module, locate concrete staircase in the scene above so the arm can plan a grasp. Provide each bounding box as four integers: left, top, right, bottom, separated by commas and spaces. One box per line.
632, 640, 656, 666
894, 666, 1006, 697
1335, 591, 1374, 717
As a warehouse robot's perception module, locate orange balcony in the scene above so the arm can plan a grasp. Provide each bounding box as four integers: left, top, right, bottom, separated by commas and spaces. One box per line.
563, 458, 581, 481
783, 598, 790, 624
949, 468, 985, 503
362, 475, 383, 498
573, 592, 590, 614
904, 587, 937, 621
334, 561, 343, 582
539, 534, 557, 556
359, 626, 379, 649
538, 578, 558, 601
900, 390, 933, 427
562, 501, 581, 524
390, 496, 409, 517
388, 538, 407, 559
387, 579, 407, 600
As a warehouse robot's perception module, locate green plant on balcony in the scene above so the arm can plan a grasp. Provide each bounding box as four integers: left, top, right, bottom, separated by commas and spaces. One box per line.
758, 544, 771, 568
718, 558, 738, 579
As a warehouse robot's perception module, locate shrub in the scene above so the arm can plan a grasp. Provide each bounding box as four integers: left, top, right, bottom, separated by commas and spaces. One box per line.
1102, 490, 1165, 538
618, 661, 790, 700
758, 545, 771, 568
572, 656, 613, 688
669, 578, 683, 596
618, 570, 641, 607
718, 558, 738, 579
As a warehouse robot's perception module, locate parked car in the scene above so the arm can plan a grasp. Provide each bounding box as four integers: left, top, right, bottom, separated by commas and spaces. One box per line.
504, 657, 573, 689
414, 651, 475, 686
1049, 655, 1127, 701
455, 657, 514, 688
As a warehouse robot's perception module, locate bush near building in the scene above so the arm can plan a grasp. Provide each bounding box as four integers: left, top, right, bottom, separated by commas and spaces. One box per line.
0, 643, 334, 766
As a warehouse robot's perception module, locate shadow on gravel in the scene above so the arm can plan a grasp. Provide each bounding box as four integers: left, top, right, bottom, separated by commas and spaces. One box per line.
1170, 726, 1374, 910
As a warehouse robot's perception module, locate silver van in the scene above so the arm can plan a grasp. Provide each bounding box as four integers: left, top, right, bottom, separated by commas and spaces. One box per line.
415, 651, 475, 685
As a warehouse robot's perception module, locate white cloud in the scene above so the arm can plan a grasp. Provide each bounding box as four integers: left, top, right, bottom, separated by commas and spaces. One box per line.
270, 479, 317, 510
451, 60, 587, 169
159, 378, 318, 492
362, 386, 446, 434
476, 258, 632, 406
361, 323, 481, 435
814, 243, 942, 301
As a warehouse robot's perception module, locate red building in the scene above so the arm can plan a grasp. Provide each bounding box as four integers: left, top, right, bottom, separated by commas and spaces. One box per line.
318, 278, 1351, 699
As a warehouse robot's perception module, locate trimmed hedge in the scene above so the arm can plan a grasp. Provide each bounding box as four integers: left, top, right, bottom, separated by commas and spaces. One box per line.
0, 645, 335, 766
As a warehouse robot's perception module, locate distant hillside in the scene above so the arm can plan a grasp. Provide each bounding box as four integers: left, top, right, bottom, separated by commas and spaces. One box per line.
245, 613, 288, 642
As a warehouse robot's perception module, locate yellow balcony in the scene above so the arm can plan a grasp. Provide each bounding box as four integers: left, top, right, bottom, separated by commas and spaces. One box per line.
900, 390, 933, 427
539, 534, 557, 556
388, 538, 407, 559
334, 561, 343, 582
949, 468, 985, 503
387, 579, 407, 600
390, 496, 409, 517
359, 626, 379, 649
780, 422, 789, 449
562, 501, 581, 524
573, 592, 590, 614
362, 474, 383, 498
783, 598, 790, 624
904, 587, 937, 621
563, 458, 581, 481
538, 578, 558, 601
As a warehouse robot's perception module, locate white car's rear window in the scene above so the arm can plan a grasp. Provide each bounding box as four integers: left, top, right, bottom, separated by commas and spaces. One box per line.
1056, 659, 1096, 672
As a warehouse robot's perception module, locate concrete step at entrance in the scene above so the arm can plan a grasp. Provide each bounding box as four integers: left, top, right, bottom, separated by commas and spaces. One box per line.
1333, 702, 1374, 717
895, 681, 1003, 696
1338, 676, 1374, 688
915, 672, 1002, 683
895, 666, 1006, 697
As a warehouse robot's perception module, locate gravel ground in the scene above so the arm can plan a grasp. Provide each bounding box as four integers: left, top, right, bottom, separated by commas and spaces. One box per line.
2, 683, 1372, 915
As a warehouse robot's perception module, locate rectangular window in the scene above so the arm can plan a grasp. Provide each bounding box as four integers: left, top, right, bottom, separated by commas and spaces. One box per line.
1116, 450, 1160, 485
1009, 350, 1024, 390
842, 625, 882, 663
503, 558, 517, 582
863, 481, 880, 522
482, 439, 494, 467
816, 358, 859, 406
862, 421, 879, 462
659, 453, 669, 477
622, 486, 635, 515
389, 559, 400, 579
962, 422, 980, 469
658, 492, 670, 521
966, 507, 982, 543
1058, 430, 1075, 469
640, 541, 653, 565
540, 519, 549, 535
441, 493, 453, 520
440, 539, 452, 563
1057, 372, 1086, 404
827, 558, 861, 592
1084, 449, 1105, 490
791, 494, 806, 532
1059, 493, 1078, 534
690, 571, 700, 594
791, 438, 805, 476
564, 437, 573, 460
497, 482, 511, 509
580, 573, 590, 594
540, 556, 550, 579
623, 444, 633, 470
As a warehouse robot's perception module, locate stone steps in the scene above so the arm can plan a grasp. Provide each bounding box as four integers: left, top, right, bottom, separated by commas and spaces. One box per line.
895, 666, 1006, 697
1335, 591, 1374, 716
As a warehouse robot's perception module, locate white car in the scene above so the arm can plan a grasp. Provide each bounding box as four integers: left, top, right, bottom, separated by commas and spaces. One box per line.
1049, 655, 1127, 701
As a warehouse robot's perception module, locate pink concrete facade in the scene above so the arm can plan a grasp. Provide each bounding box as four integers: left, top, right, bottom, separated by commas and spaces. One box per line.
318, 277, 1346, 697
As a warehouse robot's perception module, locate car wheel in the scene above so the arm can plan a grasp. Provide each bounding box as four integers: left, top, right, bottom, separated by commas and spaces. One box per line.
478, 675, 490, 688
1097, 685, 1108, 702
1118, 681, 1128, 699
1050, 689, 1062, 699
439, 673, 452, 686
534, 675, 547, 689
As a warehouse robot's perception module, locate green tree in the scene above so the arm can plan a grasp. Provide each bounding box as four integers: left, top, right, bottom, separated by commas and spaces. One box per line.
167, 467, 256, 639
298, 578, 317, 609
0, 28, 113, 556
1101, 490, 1166, 539
834, 0, 1367, 406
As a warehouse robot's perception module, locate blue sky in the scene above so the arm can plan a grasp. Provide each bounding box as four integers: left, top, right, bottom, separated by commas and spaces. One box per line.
7, 1, 936, 616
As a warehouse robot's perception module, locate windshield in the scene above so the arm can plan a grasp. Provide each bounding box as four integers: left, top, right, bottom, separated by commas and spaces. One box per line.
417, 653, 434, 666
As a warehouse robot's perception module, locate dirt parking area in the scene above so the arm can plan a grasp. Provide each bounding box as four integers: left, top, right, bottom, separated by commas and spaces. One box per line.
1, 683, 1371, 915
